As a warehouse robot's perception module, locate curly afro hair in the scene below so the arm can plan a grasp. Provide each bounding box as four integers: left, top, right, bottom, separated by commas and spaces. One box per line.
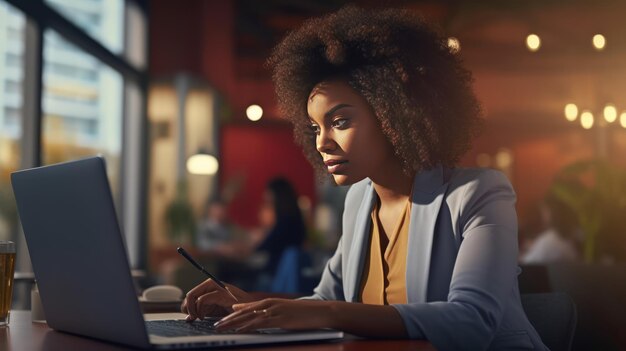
267, 6, 482, 179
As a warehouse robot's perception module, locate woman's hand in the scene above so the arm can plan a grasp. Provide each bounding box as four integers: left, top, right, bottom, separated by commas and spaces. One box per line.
181, 279, 253, 321
214, 299, 333, 332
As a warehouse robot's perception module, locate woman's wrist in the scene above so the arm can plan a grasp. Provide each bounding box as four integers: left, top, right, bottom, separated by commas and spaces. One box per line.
324, 300, 341, 330
318, 300, 408, 338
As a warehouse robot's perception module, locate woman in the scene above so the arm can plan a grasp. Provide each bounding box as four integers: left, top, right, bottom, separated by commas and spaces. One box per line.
254, 177, 307, 278
182, 6, 547, 350
209, 178, 306, 290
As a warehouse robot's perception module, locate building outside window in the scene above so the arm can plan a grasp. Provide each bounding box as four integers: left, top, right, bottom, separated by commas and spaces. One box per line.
0, 1, 24, 242
42, 29, 124, 199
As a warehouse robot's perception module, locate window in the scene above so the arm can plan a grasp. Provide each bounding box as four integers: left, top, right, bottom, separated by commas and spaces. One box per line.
1, 0, 148, 307
45, 0, 124, 54
0, 1, 24, 243
42, 30, 123, 200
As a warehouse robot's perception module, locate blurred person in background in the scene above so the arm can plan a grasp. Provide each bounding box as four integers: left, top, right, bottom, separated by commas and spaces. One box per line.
195, 199, 236, 251
520, 193, 580, 264
211, 177, 307, 289
254, 178, 307, 277
181, 6, 547, 350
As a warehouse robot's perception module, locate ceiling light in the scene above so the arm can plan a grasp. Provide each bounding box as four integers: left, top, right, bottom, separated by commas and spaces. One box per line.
603, 104, 617, 123
580, 110, 594, 129
592, 34, 606, 50
246, 104, 263, 121
187, 154, 219, 175
564, 103, 578, 121
526, 34, 541, 52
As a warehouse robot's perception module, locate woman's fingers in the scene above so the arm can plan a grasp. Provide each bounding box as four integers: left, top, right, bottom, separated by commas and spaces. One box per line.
231, 302, 253, 312
223, 283, 251, 302
195, 291, 222, 319
181, 279, 254, 322
212, 299, 331, 331
182, 279, 221, 319
215, 300, 277, 331
233, 312, 278, 333
215, 307, 275, 331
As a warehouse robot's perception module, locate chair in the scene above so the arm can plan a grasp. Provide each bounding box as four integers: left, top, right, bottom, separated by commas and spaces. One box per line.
270, 246, 314, 294
518, 264, 552, 294
521, 292, 577, 351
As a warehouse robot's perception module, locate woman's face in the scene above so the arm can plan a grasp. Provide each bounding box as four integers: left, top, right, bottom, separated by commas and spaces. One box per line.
307, 80, 397, 186
258, 190, 276, 228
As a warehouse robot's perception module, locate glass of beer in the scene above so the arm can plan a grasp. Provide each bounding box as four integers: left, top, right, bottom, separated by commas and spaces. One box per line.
0, 241, 16, 327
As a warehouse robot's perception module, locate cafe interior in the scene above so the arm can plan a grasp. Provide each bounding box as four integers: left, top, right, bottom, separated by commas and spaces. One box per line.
1, 0, 626, 349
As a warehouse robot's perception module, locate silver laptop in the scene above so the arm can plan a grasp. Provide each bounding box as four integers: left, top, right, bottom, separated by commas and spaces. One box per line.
11, 156, 342, 349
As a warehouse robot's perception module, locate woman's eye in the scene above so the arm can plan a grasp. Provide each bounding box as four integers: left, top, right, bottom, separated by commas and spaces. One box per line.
309, 124, 320, 134
332, 118, 349, 129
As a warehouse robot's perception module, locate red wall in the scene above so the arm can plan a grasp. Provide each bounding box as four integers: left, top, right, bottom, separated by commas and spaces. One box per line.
150, 0, 280, 121
149, 0, 206, 76
220, 124, 316, 227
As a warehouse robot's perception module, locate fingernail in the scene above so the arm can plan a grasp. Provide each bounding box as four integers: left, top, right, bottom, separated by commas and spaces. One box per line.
212, 320, 221, 327
220, 315, 233, 322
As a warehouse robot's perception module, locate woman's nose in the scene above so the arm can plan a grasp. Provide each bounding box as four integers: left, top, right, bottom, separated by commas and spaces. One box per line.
316, 130, 336, 153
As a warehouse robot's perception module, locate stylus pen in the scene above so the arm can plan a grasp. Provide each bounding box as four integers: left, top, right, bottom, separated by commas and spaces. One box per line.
177, 247, 239, 302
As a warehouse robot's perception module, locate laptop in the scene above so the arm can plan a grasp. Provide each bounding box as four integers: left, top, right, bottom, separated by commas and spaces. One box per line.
11, 156, 343, 349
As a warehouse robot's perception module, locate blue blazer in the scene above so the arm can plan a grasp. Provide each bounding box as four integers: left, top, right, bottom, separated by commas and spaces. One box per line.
306, 166, 547, 350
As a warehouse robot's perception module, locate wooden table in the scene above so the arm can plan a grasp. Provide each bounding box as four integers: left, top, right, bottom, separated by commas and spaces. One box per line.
1, 311, 435, 351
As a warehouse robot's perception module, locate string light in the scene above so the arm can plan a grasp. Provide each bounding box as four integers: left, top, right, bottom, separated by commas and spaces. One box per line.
564, 104, 578, 121
526, 34, 541, 52
580, 110, 594, 129
604, 104, 617, 123
592, 34, 606, 50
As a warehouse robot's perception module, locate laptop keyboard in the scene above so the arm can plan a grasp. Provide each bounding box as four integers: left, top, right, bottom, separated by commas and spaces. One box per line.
146, 318, 292, 337
146, 318, 222, 337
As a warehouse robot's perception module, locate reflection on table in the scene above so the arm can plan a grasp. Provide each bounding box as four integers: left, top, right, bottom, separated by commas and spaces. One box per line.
1, 310, 435, 351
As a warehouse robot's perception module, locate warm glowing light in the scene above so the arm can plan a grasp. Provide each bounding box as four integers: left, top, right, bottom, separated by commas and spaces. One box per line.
580, 110, 594, 129
48, 84, 98, 100
0, 139, 14, 167
526, 34, 541, 52
495, 149, 513, 169
447, 37, 461, 53
621, 112, 626, 128
187, 154, 219, 175
592, 34, 606, 50
476, 153, 491, 168
298, 196, 312, 211
246, 104, 263, 121
603, 104, 617, 123
564, 103, 578, 121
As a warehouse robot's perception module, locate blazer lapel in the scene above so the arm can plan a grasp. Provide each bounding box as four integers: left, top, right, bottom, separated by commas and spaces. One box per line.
344, 180, 375, 302
406, 166, 450, 303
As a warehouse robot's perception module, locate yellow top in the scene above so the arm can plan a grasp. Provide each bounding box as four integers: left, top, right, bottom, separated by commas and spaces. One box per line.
359, 197, 410, 305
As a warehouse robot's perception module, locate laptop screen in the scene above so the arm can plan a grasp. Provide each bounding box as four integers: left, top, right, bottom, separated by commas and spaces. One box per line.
12, 157, 151, 348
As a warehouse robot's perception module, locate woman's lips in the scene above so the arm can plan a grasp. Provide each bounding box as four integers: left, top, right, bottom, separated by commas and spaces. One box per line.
325, 159, 348, 174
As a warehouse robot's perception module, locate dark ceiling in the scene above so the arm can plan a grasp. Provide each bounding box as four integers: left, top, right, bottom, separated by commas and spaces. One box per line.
233, 0, 626, 79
